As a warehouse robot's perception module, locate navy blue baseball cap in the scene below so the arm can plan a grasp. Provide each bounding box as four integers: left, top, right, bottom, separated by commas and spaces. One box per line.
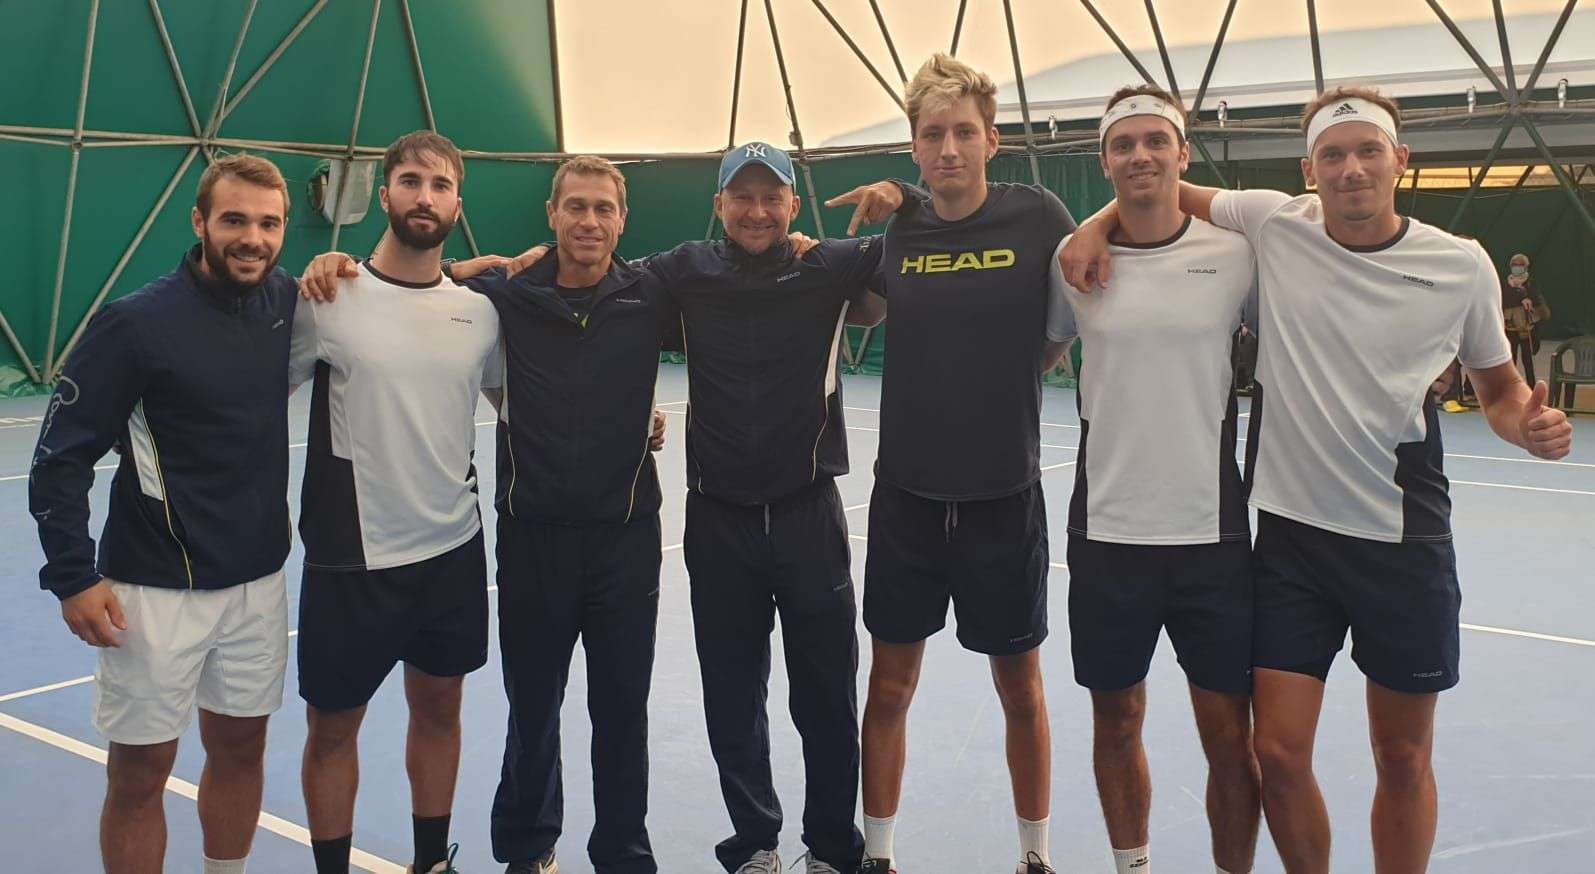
718, 141, 796, 190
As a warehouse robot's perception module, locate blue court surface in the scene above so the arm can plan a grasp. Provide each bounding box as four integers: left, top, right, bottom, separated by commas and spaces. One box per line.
2, 366, 1591, 872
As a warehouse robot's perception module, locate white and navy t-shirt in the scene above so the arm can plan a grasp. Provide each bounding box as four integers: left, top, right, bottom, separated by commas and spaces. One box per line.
1047, 216, 1256, 545
288, 261, 503, 570
1211, 190, 1512, 543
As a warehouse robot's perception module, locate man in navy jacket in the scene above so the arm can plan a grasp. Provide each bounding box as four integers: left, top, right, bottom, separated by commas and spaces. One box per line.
29, 154, 299, 874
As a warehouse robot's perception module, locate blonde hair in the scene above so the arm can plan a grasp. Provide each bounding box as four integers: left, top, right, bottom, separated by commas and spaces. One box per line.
1301, 85, 1402, 135
905, 53, 998, 135
550, 155, 628, 211
196, 153, 289, 217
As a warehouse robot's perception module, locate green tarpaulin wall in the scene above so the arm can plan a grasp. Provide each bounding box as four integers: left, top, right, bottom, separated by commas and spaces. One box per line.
5, 3, 1591, 397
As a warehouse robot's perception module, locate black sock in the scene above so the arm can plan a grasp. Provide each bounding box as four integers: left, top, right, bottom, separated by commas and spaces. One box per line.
311, 834, 352, 874
413, 813, 452, 872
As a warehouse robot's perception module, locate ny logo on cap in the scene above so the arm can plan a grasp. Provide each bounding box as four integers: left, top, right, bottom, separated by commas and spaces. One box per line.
1332, 102, 1359, 117
746, 144, 768, 158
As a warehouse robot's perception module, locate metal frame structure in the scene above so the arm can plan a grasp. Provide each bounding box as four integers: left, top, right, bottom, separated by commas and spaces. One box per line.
5, 0, 1594, 387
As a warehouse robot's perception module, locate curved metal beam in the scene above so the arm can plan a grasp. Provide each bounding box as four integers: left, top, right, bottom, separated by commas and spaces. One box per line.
764, 0, 828, 237
1000, 0, 1042, 184
806, 0, 906, 112
329, 0, 382, 252
44, 0, 101, 381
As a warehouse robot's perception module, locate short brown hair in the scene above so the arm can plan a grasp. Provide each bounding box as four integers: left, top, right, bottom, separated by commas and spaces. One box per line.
383, 130, 465, 187
905, 53, 998, 136
550, 155, 628, 212
1104, 84, 1189, 141
196, 153, 289, 217
1301, 85, 1402, 135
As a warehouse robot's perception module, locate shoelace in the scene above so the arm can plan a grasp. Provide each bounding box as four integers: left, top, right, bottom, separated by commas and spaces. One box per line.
1023, 850, 1056, 874
789, 852, 841, 874
437, 843, 460, 874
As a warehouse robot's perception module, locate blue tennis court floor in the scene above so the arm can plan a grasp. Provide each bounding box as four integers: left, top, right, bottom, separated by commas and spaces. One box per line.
2, 366, 1591, 871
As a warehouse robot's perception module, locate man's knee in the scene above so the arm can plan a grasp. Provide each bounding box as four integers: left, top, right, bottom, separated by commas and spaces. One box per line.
107, 741, 178, 802
1091, 687, 1145, 744
865, 663, 919, 720
1253, 729, 1312, 787
991, 655, 1046, 721
1370, 734, 1434, 791
305, 706, 364, 758
406, 675, 464, 734
200, 713, 268, 765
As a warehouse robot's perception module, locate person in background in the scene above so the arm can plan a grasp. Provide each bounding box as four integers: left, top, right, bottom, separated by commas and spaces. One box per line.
1501, 253, 1550, 383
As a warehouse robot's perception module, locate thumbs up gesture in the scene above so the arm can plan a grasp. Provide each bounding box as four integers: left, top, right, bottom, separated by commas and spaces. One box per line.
1519, 380, 1573, 460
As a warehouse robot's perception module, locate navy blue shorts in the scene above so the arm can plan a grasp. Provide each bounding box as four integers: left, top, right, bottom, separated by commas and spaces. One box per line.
298, 529, 490, 710
1251, 512, 1461, 694
863, 481, 1049, 656
1067, 536, 1253, 694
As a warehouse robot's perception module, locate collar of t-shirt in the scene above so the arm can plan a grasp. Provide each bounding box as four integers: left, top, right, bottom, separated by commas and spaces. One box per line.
361, 258, 443, 289
1108, 214, 1192, 249
556, 283, 600, 321
1333, 216, 1410, 253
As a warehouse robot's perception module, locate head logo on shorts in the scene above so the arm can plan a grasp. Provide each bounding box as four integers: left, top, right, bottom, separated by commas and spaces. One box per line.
900, 249, 1016, 274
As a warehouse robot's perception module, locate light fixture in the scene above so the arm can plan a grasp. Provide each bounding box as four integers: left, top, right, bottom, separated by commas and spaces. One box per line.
1467, 86, 1477, 114
1217, 100, 1228, 127
1558, 78, 1569, 109
1048, 114, 1058, 141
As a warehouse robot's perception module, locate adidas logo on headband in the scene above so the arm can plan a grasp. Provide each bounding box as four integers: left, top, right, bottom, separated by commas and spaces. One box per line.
1306, 96, 1399, 152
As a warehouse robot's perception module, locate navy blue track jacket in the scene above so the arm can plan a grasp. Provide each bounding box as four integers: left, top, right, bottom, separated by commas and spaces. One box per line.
29, 247, 298, 600
466, 255, 679, 525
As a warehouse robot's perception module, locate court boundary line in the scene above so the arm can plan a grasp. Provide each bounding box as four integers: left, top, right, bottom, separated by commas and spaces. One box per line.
0, 709, 404, 873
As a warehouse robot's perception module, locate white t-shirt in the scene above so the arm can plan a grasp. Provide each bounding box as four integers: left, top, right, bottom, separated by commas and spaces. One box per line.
289, 262, 503, 570
1210, 190, 1511, 543
1048, 216, 1256, 545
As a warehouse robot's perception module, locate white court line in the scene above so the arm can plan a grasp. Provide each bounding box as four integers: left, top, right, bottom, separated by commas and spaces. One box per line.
0, 709, 404, 872
1451, 480, 1595, 497
1461, 624, 1595, 648
0, 675, 94, 703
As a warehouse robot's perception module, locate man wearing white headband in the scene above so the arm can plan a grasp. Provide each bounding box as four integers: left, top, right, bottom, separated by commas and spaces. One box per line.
1048, 84, 1261, 874
1060, 85, 1573, 873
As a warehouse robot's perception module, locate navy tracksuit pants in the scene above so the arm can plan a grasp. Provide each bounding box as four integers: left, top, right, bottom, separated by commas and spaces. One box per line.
491, 512, 662, 873
684, 478, 865, 872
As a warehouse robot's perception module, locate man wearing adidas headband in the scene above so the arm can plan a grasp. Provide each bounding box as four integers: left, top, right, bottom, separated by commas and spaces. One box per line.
1061, 85, 1573, 873
1047, 85, 1261, 874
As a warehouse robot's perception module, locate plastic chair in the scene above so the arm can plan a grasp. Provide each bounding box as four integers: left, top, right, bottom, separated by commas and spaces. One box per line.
1549, 335, 1595, 411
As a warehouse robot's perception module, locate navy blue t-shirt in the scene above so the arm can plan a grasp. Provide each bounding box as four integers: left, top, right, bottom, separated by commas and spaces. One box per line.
874, 182, 1076, 500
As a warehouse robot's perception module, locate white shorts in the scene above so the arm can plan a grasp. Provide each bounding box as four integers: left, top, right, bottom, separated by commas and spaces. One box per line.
93, 569, 288, 746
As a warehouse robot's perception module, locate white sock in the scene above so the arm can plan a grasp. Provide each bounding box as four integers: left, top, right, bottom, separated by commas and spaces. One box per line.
202, 856, 247, 874
1113, 845, 1150, 874
863, 813, 896, 861
1018, 816, 1050, 865
1216, 866, 1249, 874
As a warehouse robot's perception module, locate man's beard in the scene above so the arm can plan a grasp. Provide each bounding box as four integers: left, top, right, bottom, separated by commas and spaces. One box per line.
389, 207, 455, 250
199, 234, 280, 286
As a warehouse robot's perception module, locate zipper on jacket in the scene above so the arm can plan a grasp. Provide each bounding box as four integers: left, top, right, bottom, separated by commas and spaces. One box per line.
623, 402, 652, 524
137, 405, 195, 588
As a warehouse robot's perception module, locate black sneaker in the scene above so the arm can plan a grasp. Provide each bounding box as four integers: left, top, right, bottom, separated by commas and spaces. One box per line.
857, 858, 896, 874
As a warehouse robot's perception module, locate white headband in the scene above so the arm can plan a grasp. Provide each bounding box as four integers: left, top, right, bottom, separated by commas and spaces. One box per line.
1098, 96, 1186, 145
1306, 97, 1398, 154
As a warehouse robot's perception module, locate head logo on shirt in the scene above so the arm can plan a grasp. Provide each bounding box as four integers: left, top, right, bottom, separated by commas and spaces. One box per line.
900, 249, 1016, 274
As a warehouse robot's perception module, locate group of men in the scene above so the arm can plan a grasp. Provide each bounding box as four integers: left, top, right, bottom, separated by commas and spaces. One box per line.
28, 48, 1574, 874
